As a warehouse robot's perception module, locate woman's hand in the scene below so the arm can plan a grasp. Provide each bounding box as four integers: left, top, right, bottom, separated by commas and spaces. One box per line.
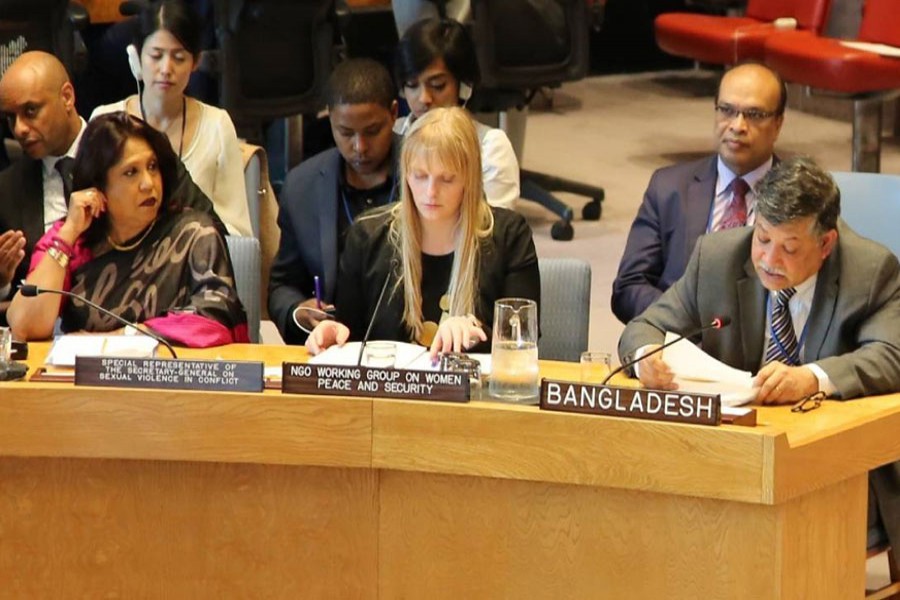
306, 320, 350, 355
59, 188, 106, 241
429, 314, 487, 359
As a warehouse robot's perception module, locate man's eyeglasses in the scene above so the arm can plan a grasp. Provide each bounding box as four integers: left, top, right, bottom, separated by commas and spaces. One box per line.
715, 103, 781, 123
791, 391, 826, 413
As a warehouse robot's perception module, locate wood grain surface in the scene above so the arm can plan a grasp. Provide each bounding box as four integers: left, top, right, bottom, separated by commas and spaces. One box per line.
1, 343, 897, 597
0, 458, 377, 598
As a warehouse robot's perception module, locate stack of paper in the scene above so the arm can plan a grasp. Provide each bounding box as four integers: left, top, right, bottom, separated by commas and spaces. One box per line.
310, 341, 492, 374
662, 331, 758, 407
45, 335, 159, 367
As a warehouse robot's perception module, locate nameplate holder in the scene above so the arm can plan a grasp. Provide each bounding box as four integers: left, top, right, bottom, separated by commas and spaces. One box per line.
281, 363, 469, 403
540, 379, 721, 426
75, 357, 264, 392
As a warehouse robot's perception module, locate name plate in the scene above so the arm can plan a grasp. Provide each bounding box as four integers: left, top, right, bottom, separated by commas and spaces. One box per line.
540, 379, 721, 426
75, 357, 264, 392
281, 363, 469, 403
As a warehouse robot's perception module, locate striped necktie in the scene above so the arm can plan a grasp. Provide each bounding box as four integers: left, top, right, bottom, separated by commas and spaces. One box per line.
764, 287, 800, 365
718, 177, 749, 230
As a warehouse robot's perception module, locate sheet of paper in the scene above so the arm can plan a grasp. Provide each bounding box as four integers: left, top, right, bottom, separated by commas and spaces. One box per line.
45, 334, 159, 367
839, 40, 900, 58
309, 343, 493, 374
309, 341, 428, 368
663, 331, 758, 407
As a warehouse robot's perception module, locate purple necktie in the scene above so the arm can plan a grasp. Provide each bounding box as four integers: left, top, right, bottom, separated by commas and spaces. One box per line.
719, 177, 749, 231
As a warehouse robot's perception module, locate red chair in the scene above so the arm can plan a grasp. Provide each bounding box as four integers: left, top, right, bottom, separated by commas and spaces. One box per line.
655, 0, 832, 66
764, 0, 900, 172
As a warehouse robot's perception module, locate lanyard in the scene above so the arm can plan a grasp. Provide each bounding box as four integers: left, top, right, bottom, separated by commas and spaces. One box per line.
339, 178, 398, 225
766, 293, 810, 365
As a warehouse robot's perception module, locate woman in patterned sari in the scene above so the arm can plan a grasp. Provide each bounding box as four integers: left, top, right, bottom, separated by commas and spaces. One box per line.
8, 111, 248, 346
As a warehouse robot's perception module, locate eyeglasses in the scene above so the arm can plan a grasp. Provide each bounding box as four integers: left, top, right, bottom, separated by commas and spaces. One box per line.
791, 391, 825, 413
715, 103, 781, 123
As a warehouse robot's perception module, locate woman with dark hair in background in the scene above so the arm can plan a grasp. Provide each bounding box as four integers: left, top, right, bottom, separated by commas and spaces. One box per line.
394, 18, 520, 210
90, 0, 252, 237
7, 112, 248, 346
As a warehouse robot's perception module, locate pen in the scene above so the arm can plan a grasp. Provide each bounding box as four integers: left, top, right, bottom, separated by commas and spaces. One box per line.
314, 275, 323, 309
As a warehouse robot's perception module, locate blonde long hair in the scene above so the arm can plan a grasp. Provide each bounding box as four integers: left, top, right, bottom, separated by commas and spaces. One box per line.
390, 106, 494, 342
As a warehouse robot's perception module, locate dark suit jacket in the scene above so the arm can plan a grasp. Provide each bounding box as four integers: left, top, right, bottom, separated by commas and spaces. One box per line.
0, 156, 224, 307
618, 222, 900, 563
268, 148, 343, 345
268, 143, 402, 345
335, 206, 540, 352
0, 158, 45, 305
612, 155, 778, 324
612, 156, 718, 324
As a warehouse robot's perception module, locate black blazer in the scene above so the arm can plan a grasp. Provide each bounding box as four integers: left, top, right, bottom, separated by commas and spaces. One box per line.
268, 141, 401, 345
335, 206, 540, 351
0, 158, 47, 306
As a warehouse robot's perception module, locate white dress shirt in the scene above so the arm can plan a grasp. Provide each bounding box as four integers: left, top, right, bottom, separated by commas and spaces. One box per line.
41, 118, 86, 231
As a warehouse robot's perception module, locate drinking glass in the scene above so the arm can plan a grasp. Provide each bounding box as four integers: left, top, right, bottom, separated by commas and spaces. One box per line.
580, 351, 612, 384
363, 342, 396, 368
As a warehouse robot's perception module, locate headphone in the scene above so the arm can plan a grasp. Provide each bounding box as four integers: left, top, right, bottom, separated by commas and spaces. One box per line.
126, 44, 142, 82
459, 81, 473, 103
399, 80, 473, 103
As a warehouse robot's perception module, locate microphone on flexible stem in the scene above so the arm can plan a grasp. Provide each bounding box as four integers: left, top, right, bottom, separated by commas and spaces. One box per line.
601, 316, 732, 385
356, 267, 394, 366
19, 284, 178, 359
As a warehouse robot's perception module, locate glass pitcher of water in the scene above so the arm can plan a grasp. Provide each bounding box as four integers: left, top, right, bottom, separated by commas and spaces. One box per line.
489, 298, 539, 403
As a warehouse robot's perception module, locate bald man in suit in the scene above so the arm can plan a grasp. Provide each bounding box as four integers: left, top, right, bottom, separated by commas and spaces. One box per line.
619, 156, 900, 573
612, 62, 787, 324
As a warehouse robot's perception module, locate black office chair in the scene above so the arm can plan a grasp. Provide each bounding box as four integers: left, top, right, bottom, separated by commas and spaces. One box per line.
213, 0, 335, 150
0, 0, 88, 170
468, 0, 604, 240
0, 0, 88, 76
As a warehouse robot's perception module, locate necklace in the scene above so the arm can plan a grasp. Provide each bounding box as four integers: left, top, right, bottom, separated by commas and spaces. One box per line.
138, 95, 187, 159
107, 218, 157, 252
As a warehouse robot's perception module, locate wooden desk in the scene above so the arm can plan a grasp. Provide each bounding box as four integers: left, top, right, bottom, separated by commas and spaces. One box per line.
1, 344, 898, 598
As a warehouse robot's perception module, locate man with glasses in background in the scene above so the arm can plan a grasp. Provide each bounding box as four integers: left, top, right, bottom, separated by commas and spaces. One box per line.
612, 62, 786, 324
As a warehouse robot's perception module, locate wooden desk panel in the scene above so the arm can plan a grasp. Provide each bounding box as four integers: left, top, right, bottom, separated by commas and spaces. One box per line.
378, 470, 866, 599
1, 343, 896, 598
0, 458, 377, 597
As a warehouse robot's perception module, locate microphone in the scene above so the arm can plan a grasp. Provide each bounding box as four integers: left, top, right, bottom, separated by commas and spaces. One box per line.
19, 284, 178, 359
601, 316, 731, 385
356, 266, 394, 366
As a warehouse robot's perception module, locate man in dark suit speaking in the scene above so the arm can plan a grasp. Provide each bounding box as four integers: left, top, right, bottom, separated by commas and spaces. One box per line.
619, 156, 900, 571
612, 62, 787, 324
268, 59, 399, 344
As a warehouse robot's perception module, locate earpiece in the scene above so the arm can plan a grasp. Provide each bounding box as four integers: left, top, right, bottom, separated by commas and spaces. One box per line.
126, 44, 142, 82
459, 82, 473, 102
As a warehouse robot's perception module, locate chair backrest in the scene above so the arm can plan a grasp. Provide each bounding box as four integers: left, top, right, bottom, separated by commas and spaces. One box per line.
746, 0, 831, 33
225, 235, 262, 343
537, 258, 591, 361
213, 0, 334, 131
469, 0, 589, 90
858, 0, 900, 47
244, 150, 262, 238
0, 0, 74, 74
830, 171, 900, 257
